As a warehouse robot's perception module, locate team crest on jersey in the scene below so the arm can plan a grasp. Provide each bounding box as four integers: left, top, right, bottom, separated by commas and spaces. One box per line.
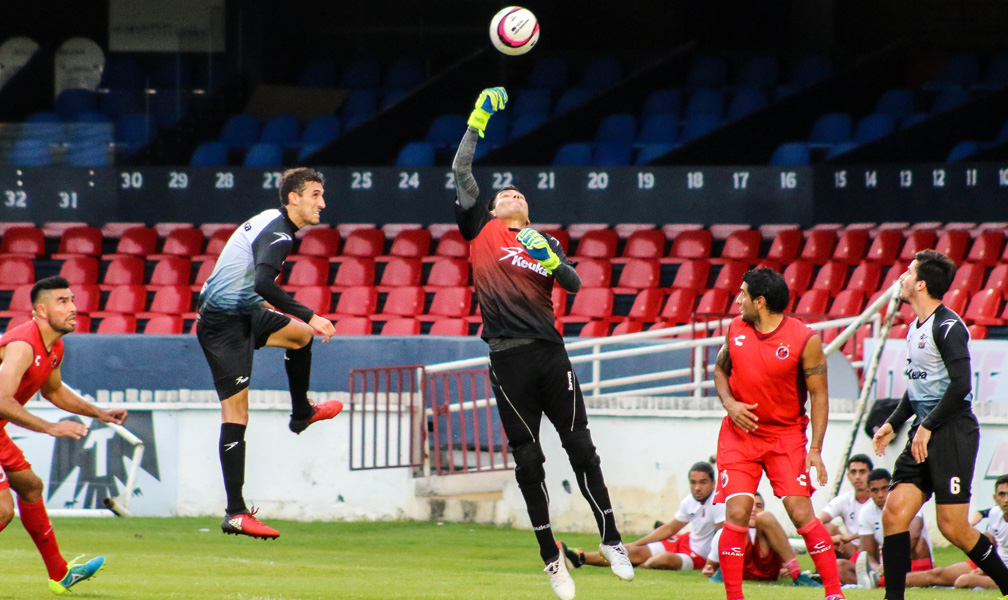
51, 355, 58, 368
721, 469, 729, 488
775, 345, 790, 359
918, 333, 927, 349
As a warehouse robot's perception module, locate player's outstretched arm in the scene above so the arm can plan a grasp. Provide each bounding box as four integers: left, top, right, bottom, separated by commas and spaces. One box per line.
453, 88, 507, 213
41, 363, 127, 426
0, 341, 88, 438
631, 519, 689, 546
802, 334, 829, 486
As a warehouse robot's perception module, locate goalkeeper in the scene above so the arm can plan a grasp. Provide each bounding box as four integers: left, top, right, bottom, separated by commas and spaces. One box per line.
453, 88, 633, 600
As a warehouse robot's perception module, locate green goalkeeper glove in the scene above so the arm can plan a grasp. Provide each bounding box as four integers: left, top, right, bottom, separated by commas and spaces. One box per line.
517, 227, 560, 272
468, 87, 508, 138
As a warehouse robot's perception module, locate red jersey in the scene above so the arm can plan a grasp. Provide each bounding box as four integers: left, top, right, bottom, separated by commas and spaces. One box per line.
0, 320, 64, 429
725, 315, 814, 436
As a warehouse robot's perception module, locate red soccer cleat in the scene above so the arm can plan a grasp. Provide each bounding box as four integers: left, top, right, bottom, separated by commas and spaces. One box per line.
288, 399, 344, 434
221, 507, 280, 540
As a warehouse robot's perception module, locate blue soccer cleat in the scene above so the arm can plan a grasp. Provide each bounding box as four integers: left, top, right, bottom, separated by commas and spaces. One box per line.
49, 555, 105, 594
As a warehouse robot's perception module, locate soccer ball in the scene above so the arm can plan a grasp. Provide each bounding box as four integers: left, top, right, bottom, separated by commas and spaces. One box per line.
490, 6, 539, 56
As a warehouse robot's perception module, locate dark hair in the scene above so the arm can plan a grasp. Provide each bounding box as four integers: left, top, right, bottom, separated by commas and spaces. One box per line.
996, 474, 1008, 490
913, 249, 956, 300
868, 468, 891, 484
489, 186, 521, 211
847, 454, 874, 470
689, 461, 715, 481
742, 267, 790, 313
30, 275, 70, 307
278, 167, 325, 205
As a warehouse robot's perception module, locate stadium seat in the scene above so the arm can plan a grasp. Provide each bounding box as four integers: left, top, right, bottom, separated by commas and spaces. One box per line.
712, 261, 748, 292
718, 230, 761, 263
396, 141, 435, 166
96, 285, 147, 315
426, 114, 467, 147
968, 324, 988, 340
794, 289, 829, 316
964, 289, 1004, 326
538, 228, 570, 254
859, 230, 902, 264
553, 143, 592, 165
986, 264, 1008, 299
8, 140, 53, 166
594, 114, 637, 144
578, 320, 611, 337
70, 284, 101, 314
427, 287, 472, 318
331, 286, 378, 318
560, 287, 614, 324
154, 227, 204, 258
297, 228, 340, 258
300, 115, 341, 147
828, 290, 866, 317
58, 256, 99, 284
611, 320, 644, 336
931, 88, 970, 113
143, 315, 184, 334
613, 259, 660, 292
259, 115, 301, 146
1, 226, 45, 257
575, 258, 612, 287
286, 257, 330, 287
943, 288, 970, 316
220, 114, 260, 148
799, 230, 837, 265
852, 113, 896, 144
618, 230, 665, 261
879, 261, 909, 291
374, 286, 425, 320
811, 261, 848, 296
72, 314, 92, 333
341, 228, 385, 257
50, 226, 101, 259
637, 115, 678, 144
679, 115, 720, 142
641, 88, 682, 119
895, 230, 935, 263
845, 262, 882, 293
783, 261, 815, 294
656, 288, 696, 325
100, 256, 145, 289
105, 226, 158, 259
428, 319, 470, 336
333, 317, 372, 335
592, 143, 633, 166
695, 289, 732, 317
332, 257, 375, 288
966, 230, 1005, 266
832, 229, 869, 265
551, 287, 568, 318
96, 314, 137, 334
377, 258, 422, 289
190, 141, 229, 166
425, 259, 469, 289
670, 260, 710, 291
574, 229, 618, 258
388, 229, 432, 258
139, 285, 192, 317
769, 142, 810, 166
764, 229, 803, 265
808, 113, 852, 147
192, 260, 216, 292
950, 263, 985, 294
0, 284, 33, 317
292, 286, 332, 315
934, 230, 970, 263
149, 257, 191, 287
875, 88, 916, 121
380, 318, 421, 335
626, 288, 666, 322
431, 229, 469, 259
243, 142, 283, 166
664, 229, 713, 263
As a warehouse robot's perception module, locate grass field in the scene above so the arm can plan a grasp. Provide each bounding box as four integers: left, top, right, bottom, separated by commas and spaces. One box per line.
0, 518, 993, 600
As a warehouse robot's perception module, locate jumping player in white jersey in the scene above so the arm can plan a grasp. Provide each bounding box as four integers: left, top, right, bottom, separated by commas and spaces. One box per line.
872, 249, 1008, 600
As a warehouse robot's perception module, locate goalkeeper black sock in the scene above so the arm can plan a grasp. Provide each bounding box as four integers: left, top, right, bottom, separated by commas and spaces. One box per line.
219, 423, 247, 515
285, 338, 313, 420
882, 531, 910, 600
967, 533, 1008, 594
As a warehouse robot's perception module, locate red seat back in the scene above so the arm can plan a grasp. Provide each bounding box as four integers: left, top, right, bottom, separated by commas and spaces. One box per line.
57, 226, 102, 256
59, 256, 99, 284
297, 227, 340, 257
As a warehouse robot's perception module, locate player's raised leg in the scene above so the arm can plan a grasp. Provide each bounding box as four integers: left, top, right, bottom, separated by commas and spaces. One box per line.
265, 319, 343, 434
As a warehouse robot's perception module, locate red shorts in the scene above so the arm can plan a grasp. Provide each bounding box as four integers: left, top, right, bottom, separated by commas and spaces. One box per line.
715, 421, 811, 501
854, 552, 933, 587
0, 428, 33, 491
744, 537, 783, 581
653, 532, 706, 569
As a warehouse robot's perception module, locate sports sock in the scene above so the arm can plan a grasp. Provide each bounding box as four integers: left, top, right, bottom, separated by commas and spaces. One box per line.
518, 482, 558, 563
219, 423, 247, 515
783, 557, 801, 580
17, 498, 67, 581
797, 519, 842, 596
574, 466, 621, 545
967, 533, 1008, 594
718, 521, 748, 600
881, 531, 911, 600
285, 338, 313, 420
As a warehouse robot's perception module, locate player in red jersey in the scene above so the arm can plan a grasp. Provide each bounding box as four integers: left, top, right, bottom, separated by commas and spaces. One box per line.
713, 267, 844, 600
0, 276, 127, 594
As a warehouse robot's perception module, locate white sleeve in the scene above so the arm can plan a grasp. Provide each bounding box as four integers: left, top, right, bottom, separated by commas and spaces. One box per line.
708, 529, 723, 561
857, 507, 875, 536
674, 498, 692, 523
821, 495, 844, 519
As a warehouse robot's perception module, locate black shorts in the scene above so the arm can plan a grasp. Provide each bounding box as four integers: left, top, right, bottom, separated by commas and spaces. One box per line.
196, 308, 290, 400
891, 410, 979, 504
488, 340, 588, 448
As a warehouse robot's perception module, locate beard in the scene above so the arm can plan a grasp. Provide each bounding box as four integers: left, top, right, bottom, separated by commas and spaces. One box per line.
49, 316, 75, 334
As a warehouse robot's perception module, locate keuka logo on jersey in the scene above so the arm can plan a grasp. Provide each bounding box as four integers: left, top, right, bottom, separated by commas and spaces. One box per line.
499, 246, 548, 276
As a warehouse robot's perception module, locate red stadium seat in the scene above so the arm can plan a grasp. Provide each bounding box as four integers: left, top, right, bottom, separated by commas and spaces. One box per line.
764, 229, 803, 265
103, 226, 157, 259
794, 289, 829, 316
430, 229, 469, 259
943, 288, 969, 316
59, 256, 99, 284
539, 228, 570, 254
101, 222, 144, 238
143, 315, 184, 334
53, 226, 102, 259
374, 286, 425, 319
0, 256, 35, 290
880, 261, 909, 291
611, 320, 644, 335
664, 229, 712, 263
195, 227, 237, 261
964, 289, 1004, 326
661, 224, 704, 240
149, 257, 192, 287
832, 229, 869, 265
286, 257, 330, 287
709, 224, 751, 240
845, 262, 882, 293
427, 287, 472, 318
551, 287, 568, 318
574, 229, 618, 259
718, 230, 761, 264
72, 284, 101, 314
331, 286, 378, 317
4, 313, 33, 332
949, 263, 985, 294
341, 228, 385, 257
73, 314, 91, 333
292, 286, 332, 315
898, 230, 936, 261
828, 290, 865, 317
613, 223, 656, 239
139, 285, 192, 317
782, 261, 814, 295
96, 314, 137, 334
811, 261, 848, 296
377, 258, 422, 289
334, 317, 372, 335
560, 287, 614, 323
658, 288, 697, 325
0, 284, 32, 316
670, 260, 710, 291
695, 289, 732, 317
712, 261, 747, 292
332, 256, 375, 288
153, 227, 203, 258
968, 324, 988, 340
934, 230, 970, 263
799, 230, 836, 265
575, 258, 612, 288
0, 226, 44, 257
427, 318, 468, 336
424, 258, 469, 289
380, 318, 421, 335
96, 285, 147, 315
864, 230, 903, 263
192, 260, 216, 292
966, 231, 1005, 266
387, 229, 432, 259
567, 224, 609, 240
627, 288, 666, 322
297, 227, 340, 258
199, 222, 238, 237
578, 320, 611, 337
888, 323, 908, 339
613, 259, 660, 292
153, 222, 194, 237
618, 229, 665, 260
986, 264, 1008, 299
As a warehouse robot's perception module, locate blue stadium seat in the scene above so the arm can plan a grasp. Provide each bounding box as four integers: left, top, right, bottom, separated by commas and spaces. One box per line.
67, 120, 113, 145
298, 59, 338, 87
683, 89, 724, 119
679, 115, 719, 142
736, 56, 780, 88
509, 114, 546, 139
219, 114, 260, 148
396, 141, 435, 166
26, 111, 60, 124
115, 113, 155, 156
243, 142, 283, 166
825, 142, 859, 160
299, 115, 340, 146
340, 59, 382, 89
808, 112, 852, 147
875, 88, 915, 122
8, 140, 53, 166
151, 58, 192, 89
426, 114, 467, 147
383, 59, 423, 90
592, 143, 632, 166
190, 141, 228, 166
637, 115, 678, 144
725, 87, 768, 121
553, 87, 593, 114
553, 143, 592, 165
100, 56, 144, 90
297, 144, 322, 162
526, 57, 568, 89
56, 89, 97, 120
580, 58, 622, 88
931, 88, 970, 113
686, 56, 727, 88
594, 113, 637, 143
72, 111, 111, 124
852, 113, 895, 144
260, 115, 301, 146
641, 88, 682, 119
65, 142, 112, 167
19, 122, 61, 145
99, 89, 142, 119
342, 113, 369, 132
634, 143, 674, 165
770, 142, 810, 165
511, 89, 551, 118
342, 90, 378, 118
946, 141, 979, 163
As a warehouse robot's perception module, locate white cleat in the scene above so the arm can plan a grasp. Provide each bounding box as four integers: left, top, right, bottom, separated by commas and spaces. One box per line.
854, 550, 879, 589
599, 542, 635, 581
544, 554, 576, 600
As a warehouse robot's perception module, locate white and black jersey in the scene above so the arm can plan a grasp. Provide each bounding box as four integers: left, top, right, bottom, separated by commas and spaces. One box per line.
904, 304, 972, 426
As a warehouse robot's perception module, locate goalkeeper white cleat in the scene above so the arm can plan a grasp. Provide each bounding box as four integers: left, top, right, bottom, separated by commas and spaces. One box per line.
544, 554, 576, 600
599, 542, 635, 581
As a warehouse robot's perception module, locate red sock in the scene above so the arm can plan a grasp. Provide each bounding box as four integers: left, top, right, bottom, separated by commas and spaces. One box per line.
783, 557, 801, 579
798, 519, 843, 597
18, 498, 67, 581
719, 521, 748, 600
